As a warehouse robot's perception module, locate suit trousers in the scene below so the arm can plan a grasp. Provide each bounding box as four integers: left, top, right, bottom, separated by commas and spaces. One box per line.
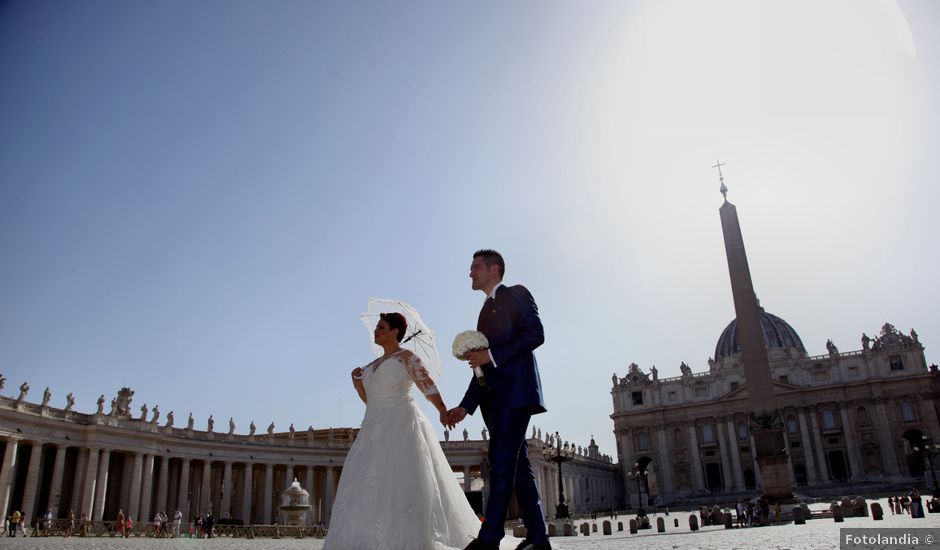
479, 405, 548, 545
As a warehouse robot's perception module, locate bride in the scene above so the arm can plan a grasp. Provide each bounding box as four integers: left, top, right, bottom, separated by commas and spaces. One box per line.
323, 312, 483, 549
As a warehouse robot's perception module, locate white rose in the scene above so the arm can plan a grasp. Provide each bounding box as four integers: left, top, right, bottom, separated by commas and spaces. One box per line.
452, 330, 489, 360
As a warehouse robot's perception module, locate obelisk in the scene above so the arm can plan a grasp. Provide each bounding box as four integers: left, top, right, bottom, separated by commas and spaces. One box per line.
715, 162, 793, 501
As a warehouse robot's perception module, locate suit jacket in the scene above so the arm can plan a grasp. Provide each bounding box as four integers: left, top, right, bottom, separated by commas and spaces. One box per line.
459, 284, 547, 416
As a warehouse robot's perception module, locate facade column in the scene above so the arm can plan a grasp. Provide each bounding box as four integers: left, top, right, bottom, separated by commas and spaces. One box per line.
687, 425, 705, 492
324, 465, 335, 525
838, 405, 862, 480
199, 461, 212, 516
221, 461, 233, 519
715, 420, 733, 492
241, 463, 253, 525
725, 419, 745, 491
128, 453, 143, 521
20, 442, 45, 519
262, 463, 273, 524
155, 455, 169, 516
0, 439, 20, 522
656, 427, 673, 500
49, 444, 68, 516
463, 465, 471, 492
797, 410, 819, 483
139, 454, 155, 522
874, 400, 900, 476
808, 408, 829, 481
618, 431, 633, 504
80, 448, 100, 517
92, 449, 111, 520
70, 448, 88, 517
178, 458, 191, 519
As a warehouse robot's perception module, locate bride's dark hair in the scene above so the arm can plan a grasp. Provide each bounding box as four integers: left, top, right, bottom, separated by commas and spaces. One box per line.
380, 312, 407, 343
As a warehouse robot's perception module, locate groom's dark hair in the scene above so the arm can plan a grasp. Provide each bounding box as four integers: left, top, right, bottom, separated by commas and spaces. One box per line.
380, 312, 407, 343
473, 249, 505, 278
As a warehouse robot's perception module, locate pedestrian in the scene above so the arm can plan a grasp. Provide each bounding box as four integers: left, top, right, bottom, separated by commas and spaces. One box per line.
910, 488, 924, 518
152, 512, 161, 537
172, 508, 182, 537
205, 511, 214, 538
65, 510, 74, 537
117, 509, 125, 537
124, 515, 133, 538
44, 507, 53, 535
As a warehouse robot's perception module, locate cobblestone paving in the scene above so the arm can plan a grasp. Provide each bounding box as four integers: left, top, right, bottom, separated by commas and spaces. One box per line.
1, 499, 937, 550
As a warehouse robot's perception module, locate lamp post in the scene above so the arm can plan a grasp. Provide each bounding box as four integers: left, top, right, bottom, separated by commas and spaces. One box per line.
913, 435, 940, 497
544, 431, 574, 519
627, 462, 648, 510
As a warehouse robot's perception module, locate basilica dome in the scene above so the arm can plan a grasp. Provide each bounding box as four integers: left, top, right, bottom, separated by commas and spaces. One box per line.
715, 308, 806, 360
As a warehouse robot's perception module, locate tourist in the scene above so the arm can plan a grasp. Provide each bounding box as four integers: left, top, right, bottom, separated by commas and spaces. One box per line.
116, 508, 125, 537
65, 509, 74, 537
910, 488, 924, 518
124, 515, 133, 537
887, 496, 895, 514
172, 508, 182, 537
79, 512, 89, 536
152, 512, 161, 537
204, 511, 214, 538
44, 507, 53, 535
10, 510, 21, 536
900, 494, 910, 514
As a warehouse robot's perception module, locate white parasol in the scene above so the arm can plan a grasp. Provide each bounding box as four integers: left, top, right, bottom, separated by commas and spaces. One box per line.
360, 298, 443, 380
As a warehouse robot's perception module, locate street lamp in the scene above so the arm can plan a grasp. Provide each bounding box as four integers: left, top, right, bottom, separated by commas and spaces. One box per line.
543, 431, 574, 519
627, 463, 648, 510
912, 435, 940, 497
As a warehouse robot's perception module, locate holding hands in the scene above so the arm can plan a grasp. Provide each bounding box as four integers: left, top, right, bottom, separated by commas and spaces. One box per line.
442, 407, 467, 430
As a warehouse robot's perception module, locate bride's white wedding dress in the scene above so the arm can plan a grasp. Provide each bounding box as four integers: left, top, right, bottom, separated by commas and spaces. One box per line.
323, 351, 483, 550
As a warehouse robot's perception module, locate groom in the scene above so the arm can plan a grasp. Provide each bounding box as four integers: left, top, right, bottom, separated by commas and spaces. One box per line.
447, 249, 550, 550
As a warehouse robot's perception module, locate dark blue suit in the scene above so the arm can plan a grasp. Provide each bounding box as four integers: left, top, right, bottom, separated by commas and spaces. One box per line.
459, 284, 548, 545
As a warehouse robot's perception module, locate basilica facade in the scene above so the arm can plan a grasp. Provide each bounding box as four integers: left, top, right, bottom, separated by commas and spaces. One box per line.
0, 383, 619, 526
611, 311, 938, 506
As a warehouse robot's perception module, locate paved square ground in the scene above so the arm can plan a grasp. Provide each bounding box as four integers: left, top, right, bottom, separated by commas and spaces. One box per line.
2, 498, 937, 549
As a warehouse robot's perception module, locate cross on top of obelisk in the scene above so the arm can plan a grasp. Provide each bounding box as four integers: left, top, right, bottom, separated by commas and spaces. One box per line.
713, 159, 728, 199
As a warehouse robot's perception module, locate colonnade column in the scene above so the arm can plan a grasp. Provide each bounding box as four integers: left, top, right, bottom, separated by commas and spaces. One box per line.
305, 465, 314, 525
127, 453, 143, 521
324, 466, 334, 525
80, 448, 100, 516
139, 454, 155, 522
262, 463, 273, 524
200, 461, 212, 516
0, 439, 20, 521
20, 442, 45, 519
92, 449, 112, 520
179, 459, 191, 519
241, 464, 253, 525
49, 444, 68, 516
797, 410, 819, 483
70, 449, 88, 517
463, 465, 471, 492
222, 461, 233, 519
155, 455, 169, 516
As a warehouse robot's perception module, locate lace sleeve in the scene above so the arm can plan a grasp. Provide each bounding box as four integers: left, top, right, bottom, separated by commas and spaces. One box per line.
403, 353, 440, 397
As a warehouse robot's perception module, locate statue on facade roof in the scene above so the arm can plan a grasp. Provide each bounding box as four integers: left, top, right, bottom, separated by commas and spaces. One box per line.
267, 422, 275, 436
187, 412, 195, 430
140, 403, 148, 420
651, 365, 658, 380
249, 421, 256, 436
444, 429, 450, 441
115, 387, 134, 416
65, 393, 75, 412
229, 417, 236, 434
207, 415, 214, 432
911, 329, 919, 345
0, 374, 5, 391
17, 382, 29, 402
826, 339, 839, 357
151, 405, 160, 424
482, 427, 488, 441
42, 387, 52, 407
166, 411, 174, 427
861, 333, 870, 352
289, 423, 295, 439
612, 373, 618, 387
109, 398, 118, 416
463, 428, 469, 441
680, 362, 692, 378
96, 394, 105, 414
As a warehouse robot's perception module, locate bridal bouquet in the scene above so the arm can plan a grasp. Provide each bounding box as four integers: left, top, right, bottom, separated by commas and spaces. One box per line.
452, 330, 489, 387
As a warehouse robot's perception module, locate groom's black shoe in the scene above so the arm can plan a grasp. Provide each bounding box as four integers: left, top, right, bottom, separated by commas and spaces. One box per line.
514, 540, 552, 550
463, 538, 499, 550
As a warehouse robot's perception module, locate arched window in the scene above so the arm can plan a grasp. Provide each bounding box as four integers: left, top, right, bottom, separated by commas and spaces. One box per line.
637, 431, 649, 450
702, 423, 714, 443
786, 415, 799, 433
856, 406, 870, 427
737, 421, 748, 440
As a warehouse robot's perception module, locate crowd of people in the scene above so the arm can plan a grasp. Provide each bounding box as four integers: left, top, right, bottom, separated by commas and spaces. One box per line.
887, 488, 926, 518
2, 506, 217, 538
731, 497, 779, 527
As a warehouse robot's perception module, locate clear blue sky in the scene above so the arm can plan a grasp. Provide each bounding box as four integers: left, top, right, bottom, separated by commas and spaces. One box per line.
2, 0, 938, 458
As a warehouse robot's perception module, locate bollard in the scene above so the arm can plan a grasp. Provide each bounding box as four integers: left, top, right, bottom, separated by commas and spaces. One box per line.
548, 523, 557, 537
832, 503, 844, 523
563, 523, 574, 537
603, 520, 612, 535
871, 502, 883, 521
580, 522, 590, 536
592, 523, 597, 532
617, 521, 623, 531
792, 505, 805, 525
855, 497, 869, 517
629, 519, 638, 534
724, 511, 733, 529
689, 514, 699, 531
656, 517, 665, 533
674, 518, 679, 527
840, 498, 854, 518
